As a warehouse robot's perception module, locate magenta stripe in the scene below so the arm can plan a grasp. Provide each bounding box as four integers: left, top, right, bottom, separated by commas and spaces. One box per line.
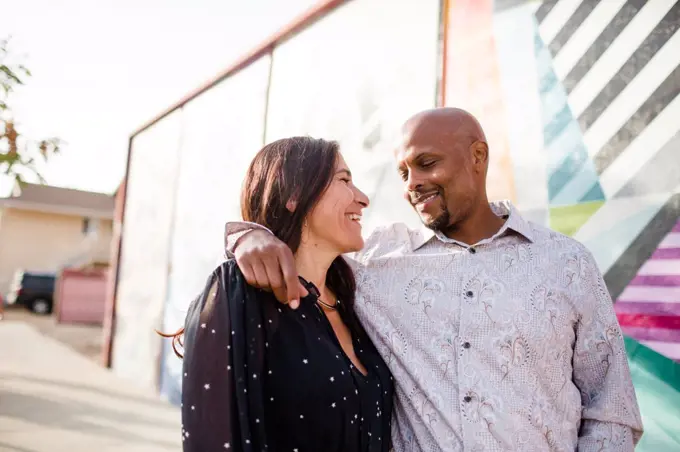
673, 222, 680, 233
651, 248, 680, 259
615, 301, 680, 316
621, 326, 680, 342
628, 275, 680, 287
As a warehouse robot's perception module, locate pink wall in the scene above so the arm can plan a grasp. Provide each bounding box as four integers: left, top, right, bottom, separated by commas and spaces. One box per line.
56, 269, 108, 325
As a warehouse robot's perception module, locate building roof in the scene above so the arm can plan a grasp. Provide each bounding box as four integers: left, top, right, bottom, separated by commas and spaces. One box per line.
0, 182, 114, 219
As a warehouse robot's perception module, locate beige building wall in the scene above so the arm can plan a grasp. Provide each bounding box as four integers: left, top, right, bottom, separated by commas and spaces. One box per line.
0, 207, 113, 295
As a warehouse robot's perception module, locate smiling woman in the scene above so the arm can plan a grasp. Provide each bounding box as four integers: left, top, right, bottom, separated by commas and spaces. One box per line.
160, 136, 393, 452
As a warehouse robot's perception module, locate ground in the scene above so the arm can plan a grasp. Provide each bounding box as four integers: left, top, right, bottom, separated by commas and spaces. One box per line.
0, 306, 181, 451
1, 306, 103, 363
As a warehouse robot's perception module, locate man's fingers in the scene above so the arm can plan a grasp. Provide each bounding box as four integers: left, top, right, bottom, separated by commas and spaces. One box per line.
239, 262, 258, 287
251, 262, 269, 289
263, 255, 284, 290
278, 249, 302, 308
272, 285, 289, 305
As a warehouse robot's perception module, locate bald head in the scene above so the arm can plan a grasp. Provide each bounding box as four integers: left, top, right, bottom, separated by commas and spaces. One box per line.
402, 107, 487, 153
395, 107, 490, 231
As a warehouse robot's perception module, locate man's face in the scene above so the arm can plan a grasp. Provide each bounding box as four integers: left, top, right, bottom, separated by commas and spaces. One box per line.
395, 128, 478, 231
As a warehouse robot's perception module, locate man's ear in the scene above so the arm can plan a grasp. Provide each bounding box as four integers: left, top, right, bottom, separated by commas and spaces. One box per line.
470, 141, 489, 172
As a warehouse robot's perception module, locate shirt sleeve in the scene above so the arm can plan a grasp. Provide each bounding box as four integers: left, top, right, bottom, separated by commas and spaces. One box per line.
223, 221, 274, 259
573, 249, 644, 451
181, 260, 271, 451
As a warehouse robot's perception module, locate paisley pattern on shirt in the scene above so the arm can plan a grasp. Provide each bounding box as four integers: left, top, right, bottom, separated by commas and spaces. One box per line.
351, 201, 642, 452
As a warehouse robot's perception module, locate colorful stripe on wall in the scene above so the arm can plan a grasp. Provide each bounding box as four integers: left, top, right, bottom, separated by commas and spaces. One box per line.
616, 220, 680, 362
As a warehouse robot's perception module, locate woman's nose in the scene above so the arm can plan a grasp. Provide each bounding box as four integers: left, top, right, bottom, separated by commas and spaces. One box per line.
355, 188, 369, 208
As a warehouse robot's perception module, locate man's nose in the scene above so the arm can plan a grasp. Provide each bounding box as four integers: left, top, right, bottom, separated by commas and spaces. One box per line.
406, 171, 423, 192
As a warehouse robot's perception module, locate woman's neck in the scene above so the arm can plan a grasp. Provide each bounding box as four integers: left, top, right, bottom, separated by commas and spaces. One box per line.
294, 241, 337, 299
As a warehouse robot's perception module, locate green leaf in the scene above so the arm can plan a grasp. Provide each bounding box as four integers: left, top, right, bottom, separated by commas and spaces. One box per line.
0, 66, 24, 85
17, 65, 31, 77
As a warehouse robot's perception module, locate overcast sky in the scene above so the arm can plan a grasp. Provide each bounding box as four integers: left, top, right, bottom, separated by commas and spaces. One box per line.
0, 0, 317, 195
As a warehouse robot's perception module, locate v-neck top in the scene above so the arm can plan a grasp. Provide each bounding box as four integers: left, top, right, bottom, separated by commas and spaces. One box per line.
180, 260, 394, 452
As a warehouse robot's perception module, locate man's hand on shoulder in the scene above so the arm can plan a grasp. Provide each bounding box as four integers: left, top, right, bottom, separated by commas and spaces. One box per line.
234, 229, 308, 308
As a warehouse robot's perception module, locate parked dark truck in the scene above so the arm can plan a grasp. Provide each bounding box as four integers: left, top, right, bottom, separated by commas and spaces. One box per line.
6, 270, 56, 314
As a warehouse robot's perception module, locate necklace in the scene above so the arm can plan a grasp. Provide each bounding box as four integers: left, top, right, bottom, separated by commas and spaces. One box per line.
298, 276, 339, 311
317, 297, 338, 311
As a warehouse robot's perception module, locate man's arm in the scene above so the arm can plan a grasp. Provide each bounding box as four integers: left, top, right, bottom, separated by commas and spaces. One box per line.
223, 220, 412, 306
573, 249, 643, 450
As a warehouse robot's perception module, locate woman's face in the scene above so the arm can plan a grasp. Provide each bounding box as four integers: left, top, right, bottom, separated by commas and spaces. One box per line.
303, 153, 369, 254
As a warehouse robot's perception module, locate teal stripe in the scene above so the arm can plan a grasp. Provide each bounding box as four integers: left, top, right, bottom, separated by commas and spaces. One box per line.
548, 141, 587, 200
534, 19, 605, 205
544, 103, 573, 146
625, 336, 680, 451
551, 163, 605, 204
546, 121, 583, 172
579, 182, 606, 203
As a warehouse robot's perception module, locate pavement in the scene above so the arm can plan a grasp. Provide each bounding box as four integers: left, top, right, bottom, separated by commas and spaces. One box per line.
0, 320, 181, 452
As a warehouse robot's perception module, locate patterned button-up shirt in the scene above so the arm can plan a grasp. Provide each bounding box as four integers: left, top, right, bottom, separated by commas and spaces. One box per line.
226, 201, 643, 451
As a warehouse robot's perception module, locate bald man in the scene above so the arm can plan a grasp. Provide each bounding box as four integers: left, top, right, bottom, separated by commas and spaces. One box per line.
224, 108, 643, 451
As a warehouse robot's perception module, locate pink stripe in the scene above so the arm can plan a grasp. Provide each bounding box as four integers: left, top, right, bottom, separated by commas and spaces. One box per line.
621, 326, 680, 342
651, 248, 680, 259
629, 275, 680, 287
640, 340, 680, 360
615, 301, 680, 316
617, 286, 680, 303
673, 222, 680, 233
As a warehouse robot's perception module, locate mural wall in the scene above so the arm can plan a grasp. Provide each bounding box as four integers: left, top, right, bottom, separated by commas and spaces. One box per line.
113, 110, 183, 388
445, 0, 680, 361
444, 1, 680, 448
158, 57, 271, 403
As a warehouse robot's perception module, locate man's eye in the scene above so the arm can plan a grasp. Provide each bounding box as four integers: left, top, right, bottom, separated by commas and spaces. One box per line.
421, 160, 435, 168
341, 178, 351, 184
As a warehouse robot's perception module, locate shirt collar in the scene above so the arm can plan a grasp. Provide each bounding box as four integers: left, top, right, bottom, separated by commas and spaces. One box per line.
411, 200, 535, 250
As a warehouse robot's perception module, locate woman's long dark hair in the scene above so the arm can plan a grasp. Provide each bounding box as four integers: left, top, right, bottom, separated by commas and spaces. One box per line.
160, 137, 357, 357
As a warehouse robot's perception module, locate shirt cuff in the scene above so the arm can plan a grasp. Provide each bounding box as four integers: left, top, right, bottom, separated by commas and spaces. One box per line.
223, 221, 273, 258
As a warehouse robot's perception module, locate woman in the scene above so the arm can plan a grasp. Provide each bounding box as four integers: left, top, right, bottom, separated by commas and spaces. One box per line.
164, 137, 393, 452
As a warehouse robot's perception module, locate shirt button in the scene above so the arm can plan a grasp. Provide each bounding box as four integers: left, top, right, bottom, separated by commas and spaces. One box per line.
463, 396, 472, 403
465, 291, 474, 298
463, 342, 471, 349
469, 247, 476, 254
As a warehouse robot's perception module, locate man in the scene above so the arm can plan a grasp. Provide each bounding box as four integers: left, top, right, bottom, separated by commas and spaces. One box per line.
225, 108, 643, 450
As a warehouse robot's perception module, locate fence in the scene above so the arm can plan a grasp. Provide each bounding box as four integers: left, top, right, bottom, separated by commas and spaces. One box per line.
55, 268, 108, 325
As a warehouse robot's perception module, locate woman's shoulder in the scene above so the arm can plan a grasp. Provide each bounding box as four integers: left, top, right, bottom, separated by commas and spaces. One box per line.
213, 259, 280, 306
211, 258, 244, 283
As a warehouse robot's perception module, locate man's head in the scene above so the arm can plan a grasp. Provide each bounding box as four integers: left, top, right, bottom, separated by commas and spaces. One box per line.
395, 107, 489, 231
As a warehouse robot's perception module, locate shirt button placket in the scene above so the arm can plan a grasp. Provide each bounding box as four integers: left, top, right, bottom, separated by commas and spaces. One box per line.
458, 279, 472, 449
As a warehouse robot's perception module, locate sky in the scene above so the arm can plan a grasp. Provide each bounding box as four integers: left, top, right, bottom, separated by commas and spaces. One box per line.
0, 0, 318, 195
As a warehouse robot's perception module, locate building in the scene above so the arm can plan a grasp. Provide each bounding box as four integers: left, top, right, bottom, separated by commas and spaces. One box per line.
106, 1, 680, 449
0, 182, 114, 296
